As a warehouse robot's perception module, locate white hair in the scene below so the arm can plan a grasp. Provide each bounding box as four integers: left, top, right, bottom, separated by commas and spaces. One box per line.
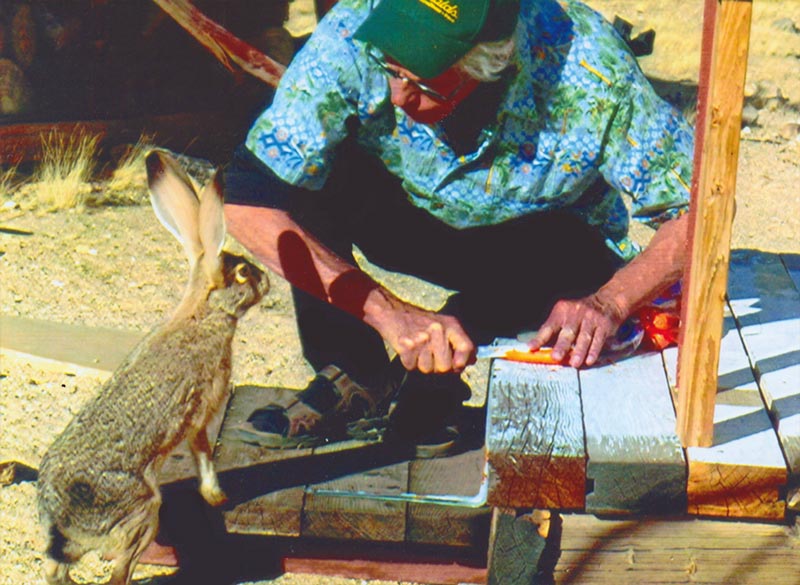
455, 36, 517, 82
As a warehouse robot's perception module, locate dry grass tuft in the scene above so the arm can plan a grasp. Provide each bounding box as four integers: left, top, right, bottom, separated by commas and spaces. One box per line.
92, 136, 154, 207
21, 131, 99, 211
0, 165, 21, 200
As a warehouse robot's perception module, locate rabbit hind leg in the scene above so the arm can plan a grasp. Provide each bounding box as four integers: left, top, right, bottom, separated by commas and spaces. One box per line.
42, 558, 78, 585
189, 428, 227, 506
107, 484, 162, 585
42, 524, 83, 585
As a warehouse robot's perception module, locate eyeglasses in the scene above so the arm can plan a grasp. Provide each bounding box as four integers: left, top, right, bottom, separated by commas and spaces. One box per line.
368, 52, 465, 102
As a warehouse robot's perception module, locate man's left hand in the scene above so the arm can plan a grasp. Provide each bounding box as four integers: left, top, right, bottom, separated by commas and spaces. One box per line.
529, 294, 625, 368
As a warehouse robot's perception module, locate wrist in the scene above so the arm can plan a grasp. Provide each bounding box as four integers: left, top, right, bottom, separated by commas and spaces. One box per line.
362, 285, 403, 330
593, 285, 630, 324
327, 270, 381, 320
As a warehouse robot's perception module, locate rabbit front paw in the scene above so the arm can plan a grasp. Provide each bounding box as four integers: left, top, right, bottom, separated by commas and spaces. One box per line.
200, 484, 228, 507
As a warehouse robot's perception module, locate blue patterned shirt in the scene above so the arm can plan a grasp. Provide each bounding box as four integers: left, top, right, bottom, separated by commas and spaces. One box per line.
246, 0, 694, 260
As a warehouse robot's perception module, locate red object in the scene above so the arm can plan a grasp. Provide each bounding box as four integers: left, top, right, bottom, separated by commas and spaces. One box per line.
638, 306, 681, 350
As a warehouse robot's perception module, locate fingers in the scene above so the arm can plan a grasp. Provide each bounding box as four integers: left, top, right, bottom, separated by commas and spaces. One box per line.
427, 322, 451, 373
533, 297, 622, 368
584, 329, 607, 367
397, 321, 473, 374
529, 323, 555, 351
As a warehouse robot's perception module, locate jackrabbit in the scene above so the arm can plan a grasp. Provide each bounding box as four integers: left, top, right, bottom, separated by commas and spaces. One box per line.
37, 150, 269, 585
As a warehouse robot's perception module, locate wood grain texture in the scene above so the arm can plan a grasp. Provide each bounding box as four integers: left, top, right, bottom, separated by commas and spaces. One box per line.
406, 448, 491, 548
554, 514, 800, 585
487, 508, 547, 585
580, 353, 686, 515
676, 0, 753, 447
213, 385, 312, 537
302, 460, 408, 542
728, 250, 800, 509
486, 360, 585, 509
665, 324, 787, 519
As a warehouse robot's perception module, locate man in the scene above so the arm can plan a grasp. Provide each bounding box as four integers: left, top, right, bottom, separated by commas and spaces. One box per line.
223, 0, 693, 449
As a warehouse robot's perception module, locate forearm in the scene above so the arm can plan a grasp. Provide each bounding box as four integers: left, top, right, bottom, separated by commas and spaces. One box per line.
224, 203, 474, 372
595, 213, 690, 319
224, 203, 390, 318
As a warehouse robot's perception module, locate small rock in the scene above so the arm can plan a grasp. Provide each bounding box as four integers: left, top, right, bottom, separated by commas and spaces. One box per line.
780, 122, 800, 141
772, 17, 799, 34
741, 103, 760, 127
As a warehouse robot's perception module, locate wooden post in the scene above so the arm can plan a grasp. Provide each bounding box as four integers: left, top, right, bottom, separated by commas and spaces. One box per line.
676, 0, 753, 447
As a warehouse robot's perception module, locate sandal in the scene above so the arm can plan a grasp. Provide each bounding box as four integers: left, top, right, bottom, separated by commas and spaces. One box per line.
345, 414, 461, 459
233, 365, 378, 449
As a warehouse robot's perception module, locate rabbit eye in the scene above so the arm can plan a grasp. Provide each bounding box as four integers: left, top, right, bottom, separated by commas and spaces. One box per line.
234, 264, 250, 284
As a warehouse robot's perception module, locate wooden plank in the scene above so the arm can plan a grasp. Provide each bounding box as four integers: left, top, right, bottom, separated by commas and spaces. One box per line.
554, 514, 800, 585
282, 556, 486, 585
213, 385, 312, 537
486, 360, 585, 509
0, 315, 142, 373
151, 0, 285, 87
665, 319, 787, 520
782, 253, 800, 293
301, 442, 409, 542
406, 448, 491, 549
580, 352, 686, 515
0, 114, 242, 165
676, 0, 753, 447
727, 249, 800, 508
487, 508, 547, 585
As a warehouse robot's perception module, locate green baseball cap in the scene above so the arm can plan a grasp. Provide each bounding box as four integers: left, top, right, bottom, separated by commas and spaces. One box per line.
354, 0, 520, 79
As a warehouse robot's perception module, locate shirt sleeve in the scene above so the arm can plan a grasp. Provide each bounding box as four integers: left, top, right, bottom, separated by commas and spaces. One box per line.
244, 3, 365, 190
223, 144, 308, 210
599, 55, 695, 229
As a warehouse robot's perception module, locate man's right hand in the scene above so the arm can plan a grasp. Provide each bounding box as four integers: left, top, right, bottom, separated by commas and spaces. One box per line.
363, 288, 475, 374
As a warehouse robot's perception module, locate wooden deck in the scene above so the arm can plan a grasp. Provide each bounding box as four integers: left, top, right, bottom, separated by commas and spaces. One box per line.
487, 250, 799, 520
2, 250, 799, 583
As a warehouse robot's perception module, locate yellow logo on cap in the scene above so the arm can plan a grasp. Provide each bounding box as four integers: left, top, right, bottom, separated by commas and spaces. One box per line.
418, 0, 459, 23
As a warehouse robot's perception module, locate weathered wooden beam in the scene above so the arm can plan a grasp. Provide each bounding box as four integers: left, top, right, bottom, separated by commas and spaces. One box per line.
580, 352, 686, 515
486, 360, 585, 510
302, 448, 409, 542
0, 114, 242, 165
0, 315, 142, 374
406, 448, 490, 549
664, 302, 788, 521
727, 249, 800, 509
676, 0, 754, 447
487, 507, 548, 585
212, 385, 312, 538
150, 0, 285, 88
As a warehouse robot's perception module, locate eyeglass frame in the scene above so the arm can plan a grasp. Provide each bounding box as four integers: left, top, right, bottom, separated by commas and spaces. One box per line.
367, 51, 467, 103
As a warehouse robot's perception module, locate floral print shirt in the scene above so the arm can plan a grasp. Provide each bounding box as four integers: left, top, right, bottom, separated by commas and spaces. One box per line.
246, 0, 694, 260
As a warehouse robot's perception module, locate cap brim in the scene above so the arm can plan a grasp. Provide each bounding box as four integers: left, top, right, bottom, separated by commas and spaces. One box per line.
354, 2, 472, 79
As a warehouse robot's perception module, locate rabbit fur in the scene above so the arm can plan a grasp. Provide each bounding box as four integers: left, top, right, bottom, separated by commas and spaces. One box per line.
37, 150, 269, 585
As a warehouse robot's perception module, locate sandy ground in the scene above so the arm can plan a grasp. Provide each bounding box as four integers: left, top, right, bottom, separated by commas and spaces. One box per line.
1, 0, 798, 584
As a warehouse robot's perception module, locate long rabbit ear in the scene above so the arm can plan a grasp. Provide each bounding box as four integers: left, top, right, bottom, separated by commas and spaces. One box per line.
197, 171, 226, 284
145, 150, 204, 268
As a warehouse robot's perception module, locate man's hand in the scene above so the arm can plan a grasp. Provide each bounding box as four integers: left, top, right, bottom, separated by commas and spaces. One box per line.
529, 294, 625, 368
363, 289, 475, 374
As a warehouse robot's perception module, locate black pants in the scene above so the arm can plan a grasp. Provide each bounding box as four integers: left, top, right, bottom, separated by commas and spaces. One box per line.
280, 139, 622, 405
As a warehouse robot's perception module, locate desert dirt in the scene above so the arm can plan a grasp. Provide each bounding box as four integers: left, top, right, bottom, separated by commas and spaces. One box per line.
1, 1, 798, 584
